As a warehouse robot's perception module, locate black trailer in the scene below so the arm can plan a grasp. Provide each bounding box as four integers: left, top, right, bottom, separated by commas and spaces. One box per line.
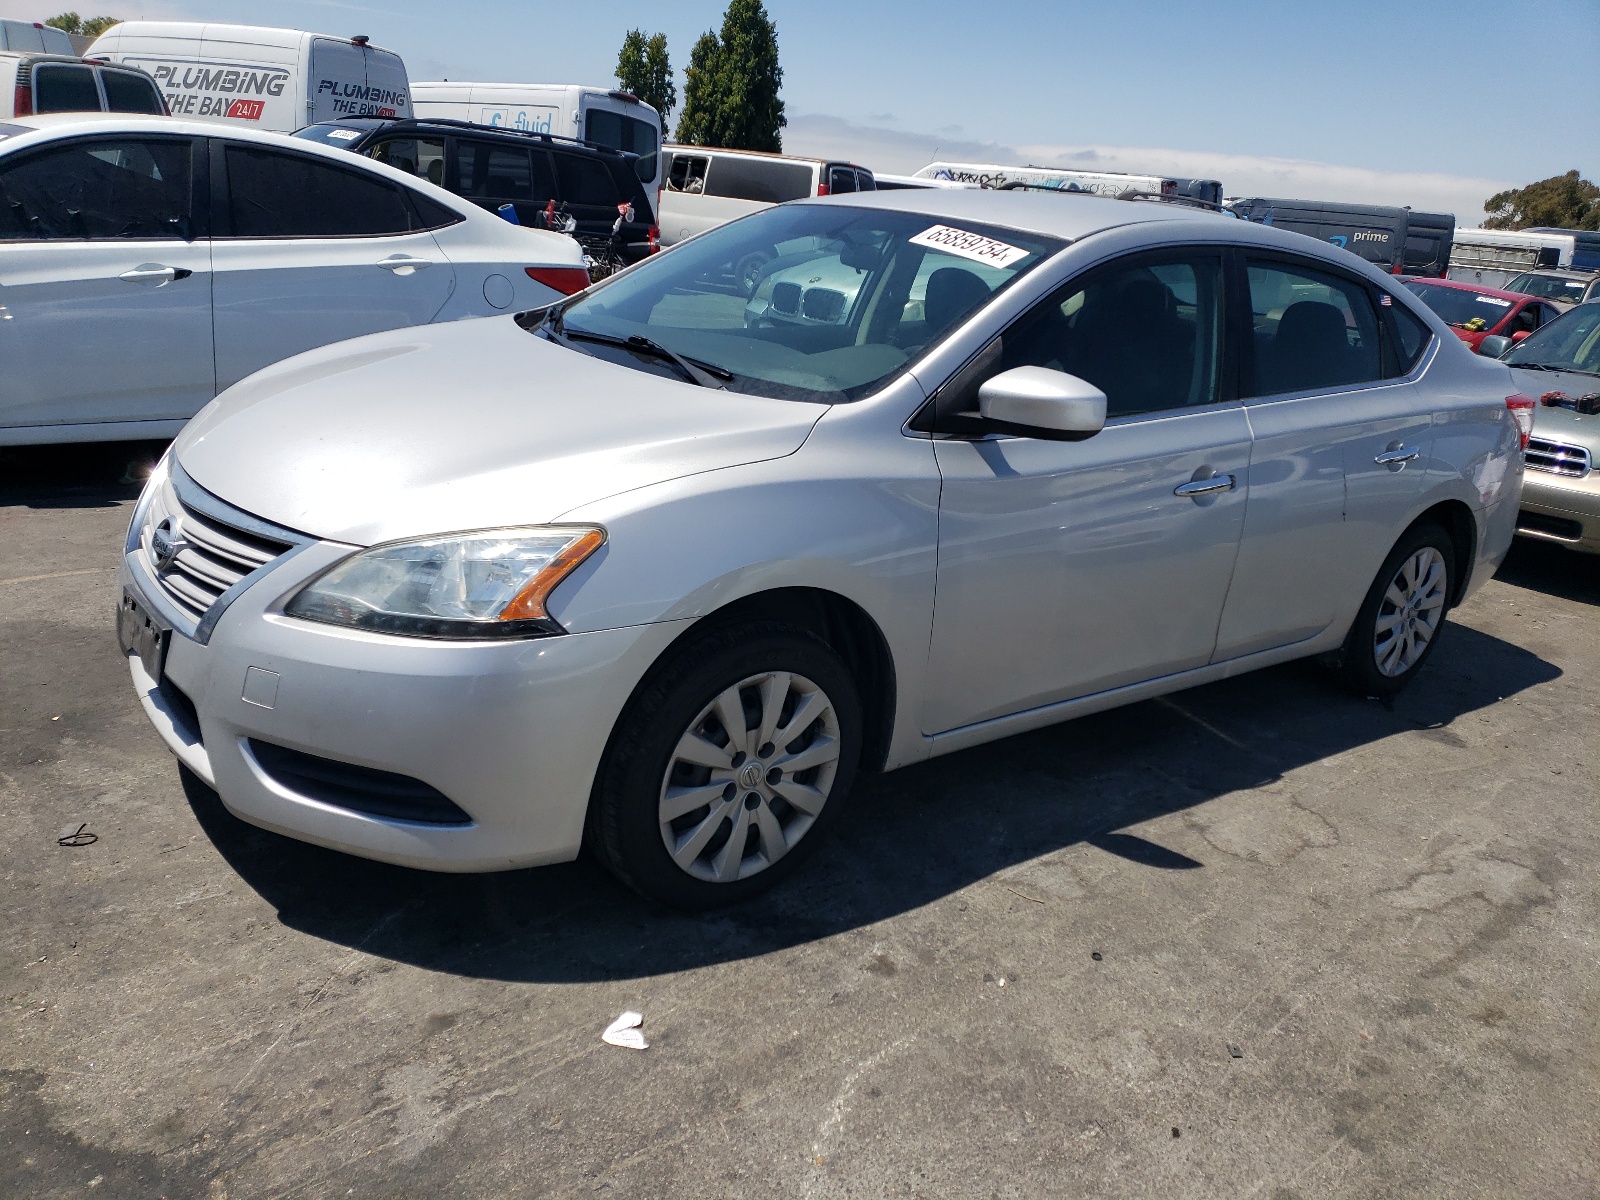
1225, 198, 1454, 277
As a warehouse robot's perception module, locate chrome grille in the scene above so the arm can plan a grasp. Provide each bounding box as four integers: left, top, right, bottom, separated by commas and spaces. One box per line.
1525, 437, 1592, 478
138, 467, 299, 626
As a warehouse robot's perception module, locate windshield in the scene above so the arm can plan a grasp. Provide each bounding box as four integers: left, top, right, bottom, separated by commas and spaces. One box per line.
542, 203, 1064, 402
1404, 281, 1515, 331
1505, 272, 1589, 303
1505, 303, 1600, 375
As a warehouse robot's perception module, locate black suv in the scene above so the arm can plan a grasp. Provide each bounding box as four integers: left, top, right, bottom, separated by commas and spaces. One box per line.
294, 117, 657, 273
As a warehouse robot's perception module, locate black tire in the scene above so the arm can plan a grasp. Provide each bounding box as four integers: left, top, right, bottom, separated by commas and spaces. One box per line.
587, 621, 863, 910
734, 250, 774, 297
1338, 521, 1456, 697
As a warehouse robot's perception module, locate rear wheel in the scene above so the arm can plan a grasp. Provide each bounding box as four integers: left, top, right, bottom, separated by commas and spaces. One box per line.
587, 621, 862, 909
1339, 522, 1455, 697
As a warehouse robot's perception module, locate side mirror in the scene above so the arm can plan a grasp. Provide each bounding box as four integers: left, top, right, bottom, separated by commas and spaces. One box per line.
1476, 334, 1513, 358
1509, 330, 1531, 344
978, 366, 1107, 440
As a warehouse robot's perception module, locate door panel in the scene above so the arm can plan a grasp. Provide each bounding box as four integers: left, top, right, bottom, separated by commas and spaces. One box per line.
1213, 256, 1433, 659
210, 140, 455, 389
923, 246, 1247, 733
0, 135, 212, 429
925, 409, 1252, 733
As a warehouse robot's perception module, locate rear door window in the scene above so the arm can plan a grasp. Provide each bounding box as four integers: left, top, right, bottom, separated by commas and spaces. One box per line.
99, 69, 165, 114
0, 137, 194, 240
222, 144, 416, 238
585, 109, 658, 178
1245, 258, 1383, 395
33, 63, 102, 113
705, 156, 813, 203
455, 139, 554, 205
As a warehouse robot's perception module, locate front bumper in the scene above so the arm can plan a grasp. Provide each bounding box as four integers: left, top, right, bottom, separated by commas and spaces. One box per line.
1518, 468, 1600, 554
120, 537, 692, 872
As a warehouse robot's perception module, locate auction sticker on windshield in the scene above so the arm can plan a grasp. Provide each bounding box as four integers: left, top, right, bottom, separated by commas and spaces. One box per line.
910, 225, 1029, 268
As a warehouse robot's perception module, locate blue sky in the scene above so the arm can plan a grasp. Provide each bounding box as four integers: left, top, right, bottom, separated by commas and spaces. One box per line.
7, 0, 1597, 218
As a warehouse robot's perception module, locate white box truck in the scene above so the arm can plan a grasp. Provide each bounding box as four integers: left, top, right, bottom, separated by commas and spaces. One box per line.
913, 161, 1223, 206
85, 21, 411, 133
1448, 228, 1576, 289
410, 82, 663, 198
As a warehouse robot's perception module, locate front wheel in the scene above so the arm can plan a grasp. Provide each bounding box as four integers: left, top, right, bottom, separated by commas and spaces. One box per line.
587, 621, 862, 909
1339, 522, 1455, 697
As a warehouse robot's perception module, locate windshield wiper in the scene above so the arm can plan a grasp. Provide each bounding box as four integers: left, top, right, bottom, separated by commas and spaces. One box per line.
1513, 362, 1600, 377
556, 327, 733, 388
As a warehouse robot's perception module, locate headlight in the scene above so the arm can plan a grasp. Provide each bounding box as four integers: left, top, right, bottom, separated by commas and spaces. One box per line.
285, 526, 604, 639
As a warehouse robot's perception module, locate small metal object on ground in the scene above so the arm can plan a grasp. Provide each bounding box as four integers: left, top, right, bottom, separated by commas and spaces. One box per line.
56, 823, 96, 847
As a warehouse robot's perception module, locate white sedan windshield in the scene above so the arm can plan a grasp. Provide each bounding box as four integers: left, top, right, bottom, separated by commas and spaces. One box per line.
543, 204, 1063, 402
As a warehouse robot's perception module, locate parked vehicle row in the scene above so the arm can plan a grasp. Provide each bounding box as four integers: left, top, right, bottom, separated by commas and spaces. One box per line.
1225, 198, 1455, 278
0, 113, 586, 445
1469, 300, 1600, 555
294, 116, 658, 273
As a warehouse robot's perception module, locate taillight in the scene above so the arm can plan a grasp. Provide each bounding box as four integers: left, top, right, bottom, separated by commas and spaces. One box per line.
816, 182, 830, 197
525, 266, 591, 296
13, 84, 31, 117
1390, 263, 1404, 274
1505, 394, 1535, 450
647, 224, 659, 253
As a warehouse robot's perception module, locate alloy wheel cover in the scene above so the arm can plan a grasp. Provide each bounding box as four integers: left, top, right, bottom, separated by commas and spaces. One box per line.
657, 670, 841, 883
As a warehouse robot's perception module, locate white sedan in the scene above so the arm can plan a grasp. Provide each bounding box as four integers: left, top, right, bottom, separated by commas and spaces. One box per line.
0, 112, 590, 445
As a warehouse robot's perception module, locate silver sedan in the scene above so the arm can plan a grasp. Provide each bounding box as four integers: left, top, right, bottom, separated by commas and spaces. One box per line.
118, 188, 1526, 908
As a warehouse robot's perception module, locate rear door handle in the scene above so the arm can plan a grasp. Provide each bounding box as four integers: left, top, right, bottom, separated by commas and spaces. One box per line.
376, 256, 435, 273
118, 264, 191, 286
1374, 445, 1420, 468
1174, 474, 1237, 497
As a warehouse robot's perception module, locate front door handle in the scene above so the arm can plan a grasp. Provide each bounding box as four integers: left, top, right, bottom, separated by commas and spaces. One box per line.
118, 264, 192, 286
1374, 444, 1420, 469
1174, 474, 1237, 497
376, 256, 434, 273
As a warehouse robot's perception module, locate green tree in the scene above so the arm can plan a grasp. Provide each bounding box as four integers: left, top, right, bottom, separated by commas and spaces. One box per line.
672, 0, 785, 151
1483, 171, 1600, 232
616, 30, 676, 124
45, 12, 120, 37
674, 31, 723, 146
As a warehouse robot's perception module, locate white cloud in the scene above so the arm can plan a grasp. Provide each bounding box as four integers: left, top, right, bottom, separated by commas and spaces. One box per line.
784, 114, 1512, 225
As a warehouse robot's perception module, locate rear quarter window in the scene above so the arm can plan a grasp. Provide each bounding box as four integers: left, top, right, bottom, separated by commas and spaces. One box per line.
705, 156, 814, 203
553, 152, 618, 207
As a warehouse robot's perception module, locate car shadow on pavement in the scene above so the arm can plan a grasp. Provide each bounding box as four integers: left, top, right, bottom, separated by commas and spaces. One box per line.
179, 618, 1559, 983
0, 441, 168, 509
1495, 538, 1600, 606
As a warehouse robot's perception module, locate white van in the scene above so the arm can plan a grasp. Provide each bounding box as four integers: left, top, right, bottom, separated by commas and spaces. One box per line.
85, 21, 411, 133
410, 82, 662, 199
0, 20, 75, 55
913, 161, 1223, 206
658, 146, 874, 250
1448, 228, 1576, 289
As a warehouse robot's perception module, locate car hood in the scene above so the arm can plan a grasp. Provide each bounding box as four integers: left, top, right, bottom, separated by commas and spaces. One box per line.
1512, 366, 1600, 452
174, 316, 826, 545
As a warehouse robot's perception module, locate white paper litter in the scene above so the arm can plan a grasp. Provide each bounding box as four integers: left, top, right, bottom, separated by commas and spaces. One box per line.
602, 1011, 648, 1050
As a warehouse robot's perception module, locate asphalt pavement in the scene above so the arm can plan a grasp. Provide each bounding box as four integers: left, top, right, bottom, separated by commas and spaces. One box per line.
3, 443, 1597, 1199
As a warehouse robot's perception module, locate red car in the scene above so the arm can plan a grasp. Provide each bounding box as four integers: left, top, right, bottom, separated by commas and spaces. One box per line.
1402, 278, 1567, 351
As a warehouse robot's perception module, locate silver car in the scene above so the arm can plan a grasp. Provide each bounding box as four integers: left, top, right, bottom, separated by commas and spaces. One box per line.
1489, 301, 1600, 553
117, 189, 1526, 908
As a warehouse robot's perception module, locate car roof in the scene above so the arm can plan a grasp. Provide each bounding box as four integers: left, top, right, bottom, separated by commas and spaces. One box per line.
1407, 277, 1533, 302
664, 143, 864, 169
808, 185, 1233, 241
